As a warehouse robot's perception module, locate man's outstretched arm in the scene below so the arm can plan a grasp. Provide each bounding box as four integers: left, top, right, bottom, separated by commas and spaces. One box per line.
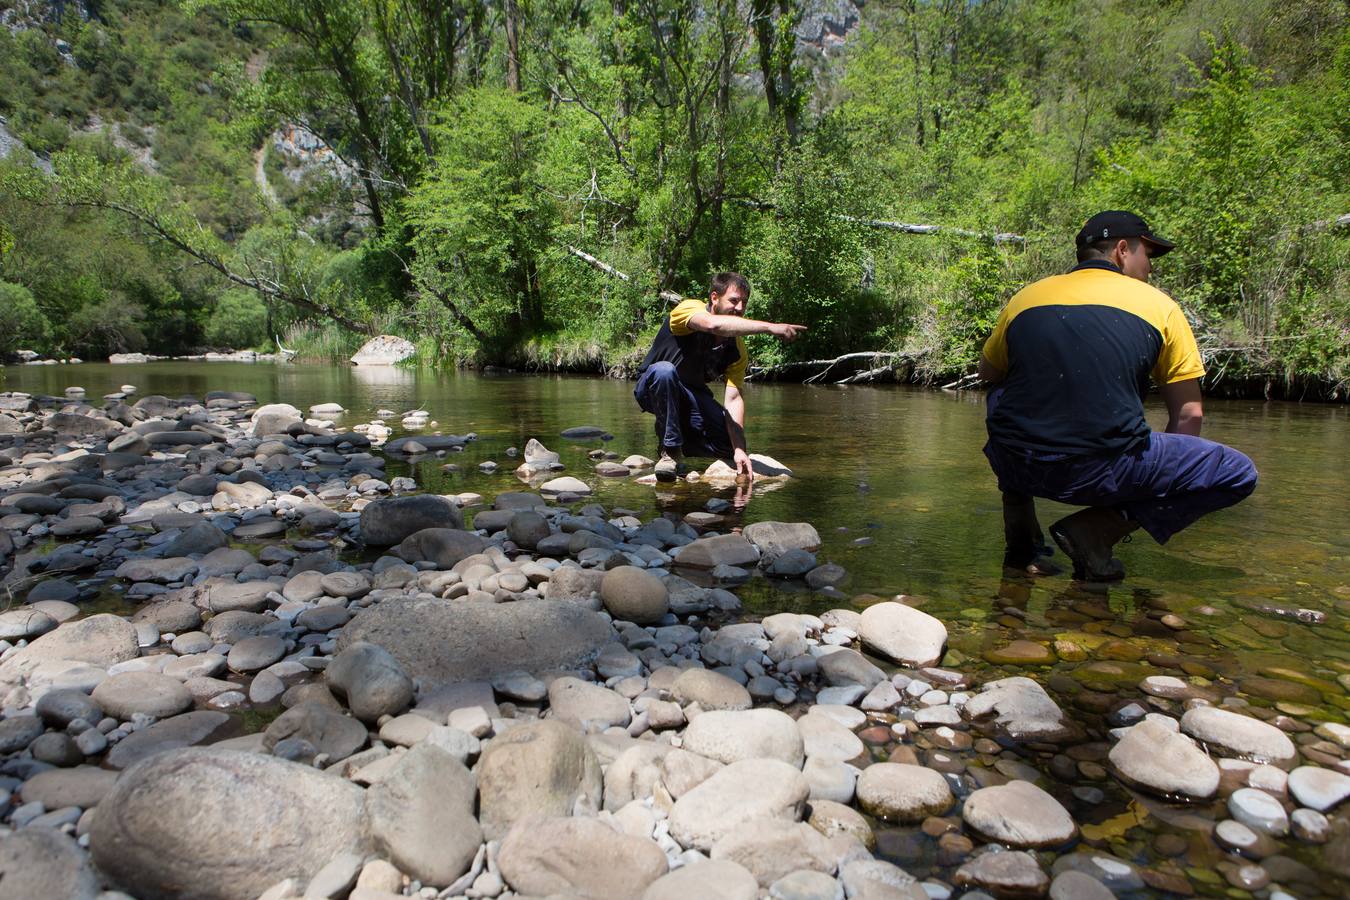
1160, 377, 1203, 436
723, 383, 753, 481
978, 354, 1005, 385
688, 310, 806, 341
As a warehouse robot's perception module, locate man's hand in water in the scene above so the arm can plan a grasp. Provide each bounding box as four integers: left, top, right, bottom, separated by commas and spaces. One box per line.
732, 479, 753, 512
733, 448, 755, 483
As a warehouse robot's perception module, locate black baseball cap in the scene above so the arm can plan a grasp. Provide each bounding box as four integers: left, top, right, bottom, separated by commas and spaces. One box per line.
1075, 211, 1175, 257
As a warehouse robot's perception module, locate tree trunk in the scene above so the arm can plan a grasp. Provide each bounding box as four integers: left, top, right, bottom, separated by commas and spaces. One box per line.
505, 0, 521, 92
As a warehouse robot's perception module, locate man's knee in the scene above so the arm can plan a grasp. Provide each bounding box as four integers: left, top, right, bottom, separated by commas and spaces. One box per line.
647, 361, 678, 383
1223, 447, 1259, 499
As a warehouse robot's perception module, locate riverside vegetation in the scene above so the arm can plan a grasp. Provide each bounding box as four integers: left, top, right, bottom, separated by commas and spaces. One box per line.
0, 0, 1348, 396
0, 382, 1348, 900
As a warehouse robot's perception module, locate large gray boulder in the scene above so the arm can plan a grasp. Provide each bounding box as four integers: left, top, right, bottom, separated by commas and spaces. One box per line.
674, 534, 760, 570
680, 709, 805, 767
339, 597, 613, 684
476, 719, 602, 840
351, 334, 416, 366
856, 763, 954, 823
366, 743, 482, 887
1180, 706, 1298, 769
742, 521, 822, 557
961, 780, 1079, 848
1109, 718, 1219, 799
599, 566, 670, 624
90, 748, 369, 900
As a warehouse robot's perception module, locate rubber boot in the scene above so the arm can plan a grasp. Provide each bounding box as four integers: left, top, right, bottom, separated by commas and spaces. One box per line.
1002, 494, 1059, 575
1049, 507, 1138, 581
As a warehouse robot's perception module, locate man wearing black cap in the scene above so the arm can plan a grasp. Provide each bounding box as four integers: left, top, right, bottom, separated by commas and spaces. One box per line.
977, 211, 1258, 580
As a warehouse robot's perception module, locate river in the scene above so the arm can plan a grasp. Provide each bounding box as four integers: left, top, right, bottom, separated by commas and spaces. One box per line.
6, 360, 1349, 886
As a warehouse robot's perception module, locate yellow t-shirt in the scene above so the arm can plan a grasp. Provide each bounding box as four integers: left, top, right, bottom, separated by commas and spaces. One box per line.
668, 298, 749, 389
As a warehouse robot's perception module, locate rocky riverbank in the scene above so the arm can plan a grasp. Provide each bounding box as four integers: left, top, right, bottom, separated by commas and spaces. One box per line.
0, 387, 1346, 900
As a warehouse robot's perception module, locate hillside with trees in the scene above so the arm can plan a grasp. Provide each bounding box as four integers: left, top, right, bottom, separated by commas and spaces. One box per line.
1, 0, 1347, 397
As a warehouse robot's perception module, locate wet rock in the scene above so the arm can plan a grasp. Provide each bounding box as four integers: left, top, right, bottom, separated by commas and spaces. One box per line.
360, 494, 463, 546
394, 527, 486, 568
963, 677, 1073, 742
163, 521, 229, 557
671, 668, 752, 711
92, 747, 369, 900
858, 601, 947, 668
498, 814, 667, 897
642, 859, 760, 900
540, 476, 592, 496
1287, 766, 1350, 813
962, 780, 1078, 848
954, 851, 1049, 900
339, 597, 613, 683
856, 762, 954, 823
107, 710, 232, 770
263, 702, 367, 762
1229, 787, 1290, 835
1049, 870, 1115, 900
675, 533, 760, 569
325, 642, 414, 722
92, 671, 194, 719
0, 827, 100, 900
1109, 717, 1219, 799
600, 565, 670, 624
839, 859, 926, 900
669, 758, 810, 851
366, 743, 482, 887
984, 640, 1056, 666
743, 521, 822, 556
682, 708, 806, 767
1180, 706, 1298, 769
476, 719, 602, 839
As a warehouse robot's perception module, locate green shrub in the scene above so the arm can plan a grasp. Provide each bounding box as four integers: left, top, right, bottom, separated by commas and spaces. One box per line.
204, 288, 268, 348
0, 281, 51, 355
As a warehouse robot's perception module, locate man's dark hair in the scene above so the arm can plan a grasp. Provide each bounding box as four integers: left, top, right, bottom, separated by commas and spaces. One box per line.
1077, 236, 1140, 263
710, 271, 750, 298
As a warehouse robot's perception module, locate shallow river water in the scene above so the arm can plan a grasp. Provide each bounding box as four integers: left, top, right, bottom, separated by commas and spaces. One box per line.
6, 360, 1349, 891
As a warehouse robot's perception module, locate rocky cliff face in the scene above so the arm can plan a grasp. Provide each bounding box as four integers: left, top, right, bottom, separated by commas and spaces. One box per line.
796, 0, 864, 59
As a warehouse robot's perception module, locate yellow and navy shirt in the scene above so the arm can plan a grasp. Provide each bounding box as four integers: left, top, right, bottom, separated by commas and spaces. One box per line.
638, 298, 749, 389
982, 260, 1204, 455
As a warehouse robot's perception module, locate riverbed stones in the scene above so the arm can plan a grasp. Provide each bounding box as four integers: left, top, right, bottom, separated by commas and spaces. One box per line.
394, 527, 486, 568
669, 759, 811, 851
339, 597, 613, 683
19, 765, 118, 809
600, 565, 670, 624
35, 688, 102, 727
227, 635, 287, 673
856, 763, 954, 822
365, 743, 482, 887
817, 647, 886, 687
0, 607, 57, 640
92, 748, 369, 899
0, 827, 100, 900
1180, 706, 1298, 769
671, 667, 753, 711
475, 719, 602, 839
682, 708, 806, 767
1109, 717, 1219, 799
325, 641, 414, 721
498, 814, 667, 897
798, 712, 866, 762
0, 715, 43, 753
642, 860, 760, 900
360, 494, 463, 545
858, 601, 947, 667
1287, 766, 1350, 812
92, 671, 194, 719
961, 780, 1079, 848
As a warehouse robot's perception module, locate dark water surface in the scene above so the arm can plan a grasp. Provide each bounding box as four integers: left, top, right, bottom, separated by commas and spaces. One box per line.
8, 361, 1349, 887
